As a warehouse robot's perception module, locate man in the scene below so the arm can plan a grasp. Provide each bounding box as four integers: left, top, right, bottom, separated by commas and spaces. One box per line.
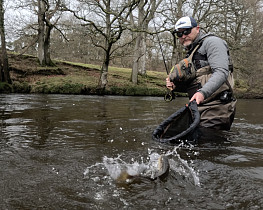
166, 16, 236, 130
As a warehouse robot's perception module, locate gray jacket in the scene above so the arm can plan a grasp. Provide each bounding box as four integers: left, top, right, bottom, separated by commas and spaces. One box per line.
187, 31, 230, 99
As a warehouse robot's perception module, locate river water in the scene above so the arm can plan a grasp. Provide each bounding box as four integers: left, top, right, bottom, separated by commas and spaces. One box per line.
0, 94, 262, 209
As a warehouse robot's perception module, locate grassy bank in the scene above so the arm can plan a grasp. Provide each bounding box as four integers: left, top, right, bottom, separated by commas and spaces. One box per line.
2, 53, 178, 97
1, 53, 261, 98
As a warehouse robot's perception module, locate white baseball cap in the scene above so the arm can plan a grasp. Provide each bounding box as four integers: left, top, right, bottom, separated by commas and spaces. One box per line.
174, 16, 198, 32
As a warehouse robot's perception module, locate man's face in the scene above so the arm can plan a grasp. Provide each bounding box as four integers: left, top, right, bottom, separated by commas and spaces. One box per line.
177, 26, 200, 47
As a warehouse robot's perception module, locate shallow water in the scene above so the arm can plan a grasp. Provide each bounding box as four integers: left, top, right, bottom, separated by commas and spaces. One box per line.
0, 94, 262, 209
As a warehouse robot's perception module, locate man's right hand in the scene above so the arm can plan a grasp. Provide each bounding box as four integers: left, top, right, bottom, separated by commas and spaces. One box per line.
166, 77, 175, 90
190, 91, 204, 104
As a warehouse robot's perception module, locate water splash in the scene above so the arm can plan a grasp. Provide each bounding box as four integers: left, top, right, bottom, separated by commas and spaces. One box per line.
83, 145, 200, 186
167, 144, 200, 186
83, 162, 104, 177
102, 153, 162, 182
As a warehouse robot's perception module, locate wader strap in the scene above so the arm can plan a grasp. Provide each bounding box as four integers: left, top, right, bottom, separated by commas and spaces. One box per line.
188, 44, 201, 61
225, 79, 234, 95
196, 67, 233, 94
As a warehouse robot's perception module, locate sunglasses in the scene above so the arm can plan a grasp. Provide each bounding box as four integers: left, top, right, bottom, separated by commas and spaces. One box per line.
175, 28, 192, 38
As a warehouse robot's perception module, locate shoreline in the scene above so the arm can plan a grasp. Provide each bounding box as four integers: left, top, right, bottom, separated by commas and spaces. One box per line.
1, 53, 262, 99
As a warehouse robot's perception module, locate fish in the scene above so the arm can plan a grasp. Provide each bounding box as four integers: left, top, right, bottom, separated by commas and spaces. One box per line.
116, 155, 170, 183
154, 154, 170, 180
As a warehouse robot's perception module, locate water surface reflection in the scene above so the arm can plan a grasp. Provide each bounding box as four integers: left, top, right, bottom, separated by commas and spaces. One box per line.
0, 94, 262, 209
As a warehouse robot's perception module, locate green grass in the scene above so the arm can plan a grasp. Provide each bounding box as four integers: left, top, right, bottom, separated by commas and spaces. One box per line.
7, 53, 177, 96
6, 52, 262, 98
51, 60, 168, 96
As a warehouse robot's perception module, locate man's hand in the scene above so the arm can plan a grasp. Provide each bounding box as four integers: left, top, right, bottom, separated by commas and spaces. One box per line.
166, 77, 175, 90
190, 92, 205, 104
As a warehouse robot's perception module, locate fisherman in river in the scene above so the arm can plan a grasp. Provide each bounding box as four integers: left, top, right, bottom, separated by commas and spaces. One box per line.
166, 16, 236, 131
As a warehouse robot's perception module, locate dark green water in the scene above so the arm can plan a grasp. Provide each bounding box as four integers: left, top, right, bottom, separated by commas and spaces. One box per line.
0, 94, 262, 209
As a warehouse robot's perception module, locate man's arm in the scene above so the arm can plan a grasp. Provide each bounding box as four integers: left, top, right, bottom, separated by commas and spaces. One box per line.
197, 36, 230, 100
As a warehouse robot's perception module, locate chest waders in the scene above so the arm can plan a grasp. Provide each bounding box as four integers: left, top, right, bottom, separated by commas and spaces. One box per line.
188, 40, 236, 130
169, 35, 237, 130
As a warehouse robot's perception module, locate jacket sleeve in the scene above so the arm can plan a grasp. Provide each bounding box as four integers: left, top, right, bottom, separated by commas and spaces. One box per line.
198, 36, 230, 99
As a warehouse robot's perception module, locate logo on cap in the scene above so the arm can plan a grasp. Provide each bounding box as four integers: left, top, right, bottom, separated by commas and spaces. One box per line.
177, 21, 187, 26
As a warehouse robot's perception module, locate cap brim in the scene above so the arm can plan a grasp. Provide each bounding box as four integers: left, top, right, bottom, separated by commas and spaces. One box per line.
173, 26, 193, 33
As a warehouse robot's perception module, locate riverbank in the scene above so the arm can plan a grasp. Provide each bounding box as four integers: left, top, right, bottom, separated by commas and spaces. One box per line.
1, 54, 169, 97
1, 53, 262, 99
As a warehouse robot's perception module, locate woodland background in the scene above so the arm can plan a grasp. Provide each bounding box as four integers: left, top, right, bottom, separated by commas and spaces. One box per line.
1, 0, 263, 97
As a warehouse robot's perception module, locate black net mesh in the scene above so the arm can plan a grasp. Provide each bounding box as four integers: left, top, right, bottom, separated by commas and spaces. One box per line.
152, 101, 200, 144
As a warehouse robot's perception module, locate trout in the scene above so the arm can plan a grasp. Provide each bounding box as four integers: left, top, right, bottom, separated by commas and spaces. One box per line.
116, 155, 169, 183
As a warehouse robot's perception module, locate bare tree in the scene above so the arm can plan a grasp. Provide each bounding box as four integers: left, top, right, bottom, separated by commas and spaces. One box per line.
50, 18, 100, 63
236, 0, 263, 87
37, 0, 64, 66
9, 0, 65, 66
66, 0, 139, 90
0, 0, 11, 83
129, 0, 162, 84
154, 0, 187, 71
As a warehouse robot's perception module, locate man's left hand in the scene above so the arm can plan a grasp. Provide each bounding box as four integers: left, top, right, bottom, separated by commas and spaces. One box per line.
190, 92, 205, 104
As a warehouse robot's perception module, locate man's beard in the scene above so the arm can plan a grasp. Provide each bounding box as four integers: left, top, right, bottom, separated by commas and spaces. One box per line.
182, 39, 192, 47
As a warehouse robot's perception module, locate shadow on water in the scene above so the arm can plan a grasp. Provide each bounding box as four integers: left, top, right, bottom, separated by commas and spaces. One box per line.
0, 95, 263, 209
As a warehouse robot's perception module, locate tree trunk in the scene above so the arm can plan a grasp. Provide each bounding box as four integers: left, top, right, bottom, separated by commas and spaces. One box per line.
38, 0, 45, 66
98, 0, 111, 89
0, 0, 11, 83
131, 34, 142, 84
138, 32, 147, 75
99, 62, 109, 90
98, 48, 110, 90
170, 33, 178, 68
131, 0, 161, 79
170, 0, 184, 69
37, 0, 54, 66
44, 24, 54, 66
